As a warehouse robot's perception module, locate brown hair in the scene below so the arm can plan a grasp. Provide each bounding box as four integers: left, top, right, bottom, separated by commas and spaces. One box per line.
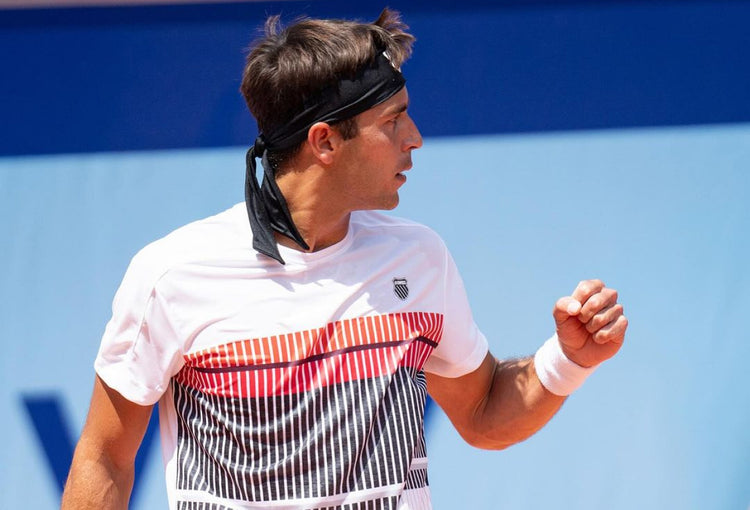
240, 8, 415, 171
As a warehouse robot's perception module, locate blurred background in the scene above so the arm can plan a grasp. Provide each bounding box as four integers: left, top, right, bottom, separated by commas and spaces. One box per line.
1, 1, 748, 508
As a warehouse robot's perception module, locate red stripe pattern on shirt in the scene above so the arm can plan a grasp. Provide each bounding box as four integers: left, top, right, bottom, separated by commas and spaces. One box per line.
175, 312, 443, 398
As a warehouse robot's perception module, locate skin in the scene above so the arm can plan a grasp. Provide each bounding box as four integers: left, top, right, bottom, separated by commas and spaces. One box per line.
62, 377, 152, 509
274, 87, 422, 252
61, 86, 627, 507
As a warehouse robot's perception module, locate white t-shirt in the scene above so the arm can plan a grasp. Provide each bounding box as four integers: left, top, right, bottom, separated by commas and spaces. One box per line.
96, 203, 488, 510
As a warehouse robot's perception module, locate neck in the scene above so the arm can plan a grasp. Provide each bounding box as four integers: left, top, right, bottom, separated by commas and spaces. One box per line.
274, 166, 351, 253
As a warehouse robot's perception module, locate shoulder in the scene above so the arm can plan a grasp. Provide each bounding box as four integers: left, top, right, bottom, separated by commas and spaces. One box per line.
125, 203, 250, 288
348, 211, 450, 263
351, 211, 445, 243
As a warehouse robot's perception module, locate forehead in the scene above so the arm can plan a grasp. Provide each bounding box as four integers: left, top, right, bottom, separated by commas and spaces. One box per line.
357, 87, 410, 123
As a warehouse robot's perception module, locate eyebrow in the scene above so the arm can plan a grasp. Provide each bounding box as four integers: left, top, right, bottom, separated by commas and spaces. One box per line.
382, 101, 409, 117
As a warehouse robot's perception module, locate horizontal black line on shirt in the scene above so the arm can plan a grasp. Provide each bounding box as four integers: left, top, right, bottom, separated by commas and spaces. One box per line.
192, 336, 438, 374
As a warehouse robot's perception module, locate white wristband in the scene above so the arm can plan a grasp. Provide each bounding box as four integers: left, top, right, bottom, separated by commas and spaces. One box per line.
533, 334, 598, 396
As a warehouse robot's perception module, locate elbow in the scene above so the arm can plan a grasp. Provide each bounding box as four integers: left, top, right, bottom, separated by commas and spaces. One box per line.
470, 439, 514, 451
457, 427, 518, 451
457, 420, 541, 451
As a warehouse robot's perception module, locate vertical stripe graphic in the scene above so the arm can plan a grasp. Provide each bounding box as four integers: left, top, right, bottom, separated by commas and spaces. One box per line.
172, 312, 442, 508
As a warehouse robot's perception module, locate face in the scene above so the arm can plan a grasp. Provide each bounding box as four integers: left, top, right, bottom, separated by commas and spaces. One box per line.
333, 87, 423, 211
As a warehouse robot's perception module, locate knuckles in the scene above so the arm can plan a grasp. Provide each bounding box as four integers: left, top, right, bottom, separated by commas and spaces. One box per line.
579, 287, 620, 319
584, 303, 624, 333
577, 278, 604, 294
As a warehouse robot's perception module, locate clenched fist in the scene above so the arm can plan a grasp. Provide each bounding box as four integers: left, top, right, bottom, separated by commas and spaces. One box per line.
553, 279, 628, 368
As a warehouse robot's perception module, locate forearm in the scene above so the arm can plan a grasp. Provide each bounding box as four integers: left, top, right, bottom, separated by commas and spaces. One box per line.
430, 281, 626, 451
61, 439, 135, 509
469, 356, 565, 450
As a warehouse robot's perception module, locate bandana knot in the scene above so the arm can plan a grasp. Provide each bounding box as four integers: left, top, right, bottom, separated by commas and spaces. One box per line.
253, 135, 267, 157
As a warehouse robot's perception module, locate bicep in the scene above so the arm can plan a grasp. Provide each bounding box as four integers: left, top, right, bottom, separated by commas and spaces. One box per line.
77, 375, 154, 469
425, 352, 496, 444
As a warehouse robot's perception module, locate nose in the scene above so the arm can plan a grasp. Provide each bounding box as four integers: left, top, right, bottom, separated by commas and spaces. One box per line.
403, 114, 423, 151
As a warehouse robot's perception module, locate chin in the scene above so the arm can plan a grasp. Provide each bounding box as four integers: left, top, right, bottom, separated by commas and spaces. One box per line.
384, 194, 400, 210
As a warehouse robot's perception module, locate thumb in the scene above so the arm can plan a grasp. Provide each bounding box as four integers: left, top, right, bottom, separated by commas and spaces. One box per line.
553, 296, 581, 326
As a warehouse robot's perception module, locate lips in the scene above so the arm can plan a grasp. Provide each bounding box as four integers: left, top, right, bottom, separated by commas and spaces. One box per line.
398, 161, 412, 175
395, 158, 412, 181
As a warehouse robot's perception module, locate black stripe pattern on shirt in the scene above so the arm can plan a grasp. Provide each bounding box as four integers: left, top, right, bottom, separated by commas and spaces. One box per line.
172, 367, 429, 507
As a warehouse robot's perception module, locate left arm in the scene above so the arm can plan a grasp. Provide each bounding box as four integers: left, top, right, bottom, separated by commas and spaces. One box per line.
427, 352, 564, 450
426, 279, 627, 450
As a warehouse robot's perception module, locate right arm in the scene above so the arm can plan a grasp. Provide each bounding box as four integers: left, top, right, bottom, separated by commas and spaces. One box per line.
61, 375, 153, 510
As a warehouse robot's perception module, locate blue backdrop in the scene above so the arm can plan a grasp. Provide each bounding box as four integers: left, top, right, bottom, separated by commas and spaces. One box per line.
1, 1, 748, 509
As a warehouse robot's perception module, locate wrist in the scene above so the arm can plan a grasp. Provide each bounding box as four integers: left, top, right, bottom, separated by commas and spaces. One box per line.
533, 334, 598, 396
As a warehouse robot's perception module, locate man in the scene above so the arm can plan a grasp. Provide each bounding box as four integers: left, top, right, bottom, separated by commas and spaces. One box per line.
62, 8, 627, 509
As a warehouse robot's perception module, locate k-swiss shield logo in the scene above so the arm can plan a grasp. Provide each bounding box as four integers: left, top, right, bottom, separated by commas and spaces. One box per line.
393, 277, 409, 300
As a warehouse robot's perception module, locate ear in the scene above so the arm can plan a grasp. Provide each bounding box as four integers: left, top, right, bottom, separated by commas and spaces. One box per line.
307, 122, 340, 165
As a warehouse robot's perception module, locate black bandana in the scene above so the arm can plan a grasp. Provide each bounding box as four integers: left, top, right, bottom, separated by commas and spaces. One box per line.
245, 51, 406, 264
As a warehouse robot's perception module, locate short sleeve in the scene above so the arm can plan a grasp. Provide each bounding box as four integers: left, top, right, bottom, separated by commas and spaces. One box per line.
422, 246, 489, 378
94, 249, 185, 405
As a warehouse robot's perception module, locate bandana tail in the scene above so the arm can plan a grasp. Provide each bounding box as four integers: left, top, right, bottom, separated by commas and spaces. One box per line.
244, 147, 285, 264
